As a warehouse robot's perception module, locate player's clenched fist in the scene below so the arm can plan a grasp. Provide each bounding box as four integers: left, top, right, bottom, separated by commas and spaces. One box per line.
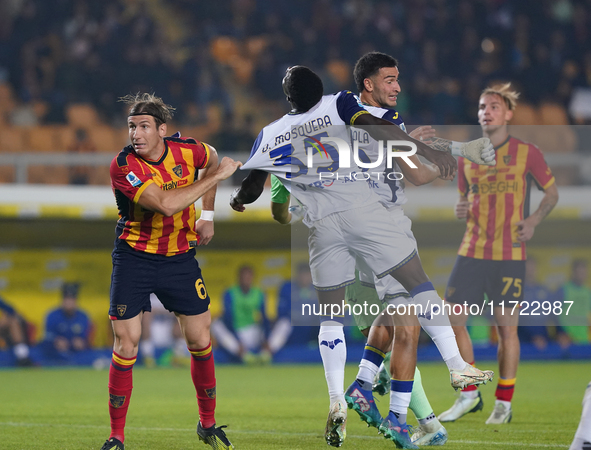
459, 137, 496, 166
215, 157, 243, 181
455, 198, 471, 219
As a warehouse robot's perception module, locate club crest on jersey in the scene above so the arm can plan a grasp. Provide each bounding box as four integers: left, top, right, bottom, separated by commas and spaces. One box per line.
125, 171, 142, 187
117, 305, 127, 317
205, 387, 217, 399
446, 287, 456, 298
320, 338, 343, 350
503, 155, 512, 165
172, 164, 183, 178
109, 394, 126, 408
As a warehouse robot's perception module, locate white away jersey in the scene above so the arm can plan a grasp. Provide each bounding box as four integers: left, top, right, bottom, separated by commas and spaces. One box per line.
353, 105, 408, 208
241, 90, 379, 225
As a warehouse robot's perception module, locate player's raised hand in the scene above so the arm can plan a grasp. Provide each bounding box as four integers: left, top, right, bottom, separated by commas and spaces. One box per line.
460, 137, 496, 166
455, 197, 471, 219
409, 125, 437, 144
215, 157, 243, 181
421, 146, 457, 179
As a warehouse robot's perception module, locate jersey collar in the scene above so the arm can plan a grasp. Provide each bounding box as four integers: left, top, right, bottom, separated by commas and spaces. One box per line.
494, 135, 511, 151
139, 141, 168, 165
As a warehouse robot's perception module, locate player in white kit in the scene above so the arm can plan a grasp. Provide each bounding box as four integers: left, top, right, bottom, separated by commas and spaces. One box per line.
230, 65, 471, 448
343, 52, 496, 448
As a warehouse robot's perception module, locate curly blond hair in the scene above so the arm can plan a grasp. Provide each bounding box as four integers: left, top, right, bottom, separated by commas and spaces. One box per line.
480, 83, 520, 111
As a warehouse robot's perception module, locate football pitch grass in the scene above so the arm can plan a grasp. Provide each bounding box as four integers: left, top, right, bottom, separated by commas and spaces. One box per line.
1, 361, 588, 449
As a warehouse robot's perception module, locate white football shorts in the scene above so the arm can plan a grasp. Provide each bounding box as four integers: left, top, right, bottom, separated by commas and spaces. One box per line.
308, 202, 417, 290
356, 206, 417, 300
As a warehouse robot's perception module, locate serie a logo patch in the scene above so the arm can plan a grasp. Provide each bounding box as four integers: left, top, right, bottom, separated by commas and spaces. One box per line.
125, 171, 142, 187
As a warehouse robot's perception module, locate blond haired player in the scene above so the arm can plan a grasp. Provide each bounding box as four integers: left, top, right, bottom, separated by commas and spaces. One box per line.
440, 83, 559, 424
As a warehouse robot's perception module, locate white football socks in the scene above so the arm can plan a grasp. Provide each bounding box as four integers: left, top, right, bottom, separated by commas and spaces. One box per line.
413, 290, 466, 371
319, 321, 347, 405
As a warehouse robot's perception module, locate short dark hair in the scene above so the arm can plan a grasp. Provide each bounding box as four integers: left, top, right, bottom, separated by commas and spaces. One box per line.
283, 66, 323, 112
353, 52, 399, 93
120, 93, 175, 127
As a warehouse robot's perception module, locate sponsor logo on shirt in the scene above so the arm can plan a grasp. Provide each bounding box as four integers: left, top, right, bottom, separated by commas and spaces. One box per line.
162, 179, 188, 190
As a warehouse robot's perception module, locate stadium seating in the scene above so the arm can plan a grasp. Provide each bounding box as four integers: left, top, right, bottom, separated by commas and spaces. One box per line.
28, 126, 61, 152
0, 126, 26, 153
511, 102, 539, 125
65, 104, 101, 129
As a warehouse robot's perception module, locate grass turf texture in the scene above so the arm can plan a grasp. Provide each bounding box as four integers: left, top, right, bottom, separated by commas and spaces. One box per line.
0, 361, 587, 449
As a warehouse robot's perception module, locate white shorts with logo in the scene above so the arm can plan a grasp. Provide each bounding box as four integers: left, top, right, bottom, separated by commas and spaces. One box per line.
308, 202, 417, 290
355, 206, 417, 300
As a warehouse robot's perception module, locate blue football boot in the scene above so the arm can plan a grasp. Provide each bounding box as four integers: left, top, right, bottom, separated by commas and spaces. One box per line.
345, 380, 383, 428
378, 412, 418, 449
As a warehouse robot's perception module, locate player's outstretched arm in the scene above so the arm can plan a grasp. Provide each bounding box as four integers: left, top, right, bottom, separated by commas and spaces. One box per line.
353, 113, 457, 178
395, 154, 441, 186
406, 126, 495, 166
397, 127, 446, 185
139, 157, 242, 217
230, 169, 268, 212
430, 137, 496, 166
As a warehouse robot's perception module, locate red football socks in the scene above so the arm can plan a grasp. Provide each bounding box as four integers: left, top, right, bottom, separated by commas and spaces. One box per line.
189, 342, 216, 428
495, 377, 516, 402
108, 352, 136, 442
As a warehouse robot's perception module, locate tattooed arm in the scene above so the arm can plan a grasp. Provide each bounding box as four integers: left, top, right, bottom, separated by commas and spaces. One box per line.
427, 137, 454, 154
418, 131, 495, 166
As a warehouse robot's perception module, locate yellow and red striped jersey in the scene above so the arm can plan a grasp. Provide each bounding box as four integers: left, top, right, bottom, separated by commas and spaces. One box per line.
110, 136, 210, 256
457, 136, 555, 261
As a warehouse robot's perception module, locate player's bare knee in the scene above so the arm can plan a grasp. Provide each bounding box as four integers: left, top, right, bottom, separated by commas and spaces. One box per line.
113, 337, 139, 358
497, 325, 519, 341
394, 325, 420, 345
185, 334, 210, 350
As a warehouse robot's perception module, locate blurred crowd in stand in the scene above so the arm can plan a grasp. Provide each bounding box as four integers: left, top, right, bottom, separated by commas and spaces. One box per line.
0, 0, 590, 131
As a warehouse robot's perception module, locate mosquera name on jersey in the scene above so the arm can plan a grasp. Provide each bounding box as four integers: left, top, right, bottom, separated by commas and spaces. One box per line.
458, 136, 555, 261
110, 136, 210, 256
241, 90, 377, 225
